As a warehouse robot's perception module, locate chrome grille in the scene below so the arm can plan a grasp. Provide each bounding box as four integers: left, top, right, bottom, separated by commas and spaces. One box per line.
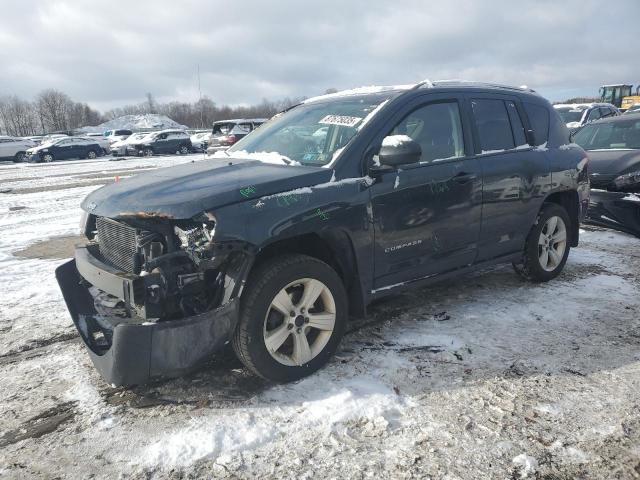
96, 217, 138, 273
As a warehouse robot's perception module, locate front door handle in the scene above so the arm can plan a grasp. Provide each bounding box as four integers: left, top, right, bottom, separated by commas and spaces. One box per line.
452, 172, 477, 184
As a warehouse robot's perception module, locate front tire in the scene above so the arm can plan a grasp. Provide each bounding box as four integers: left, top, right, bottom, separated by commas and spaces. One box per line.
513, 203, 571, 282
232, 254, 347, 382
14, 152, 26, 162
42, 153, 54, 163
86, 150, 97, 159
179, 145, 190, 155
143, 148, 153, 157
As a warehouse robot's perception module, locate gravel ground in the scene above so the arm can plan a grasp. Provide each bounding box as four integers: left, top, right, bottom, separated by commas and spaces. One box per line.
0, 156, 639, 479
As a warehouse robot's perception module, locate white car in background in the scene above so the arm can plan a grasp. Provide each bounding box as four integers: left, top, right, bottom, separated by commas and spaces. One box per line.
553, 103, 619, 131
190, 131, 211, 152
104, 129, 133, 144
0, 136, 36, 162
110, 132, 153, 156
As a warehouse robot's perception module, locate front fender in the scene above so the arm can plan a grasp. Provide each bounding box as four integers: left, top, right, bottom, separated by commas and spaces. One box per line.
210, 177, 375, 313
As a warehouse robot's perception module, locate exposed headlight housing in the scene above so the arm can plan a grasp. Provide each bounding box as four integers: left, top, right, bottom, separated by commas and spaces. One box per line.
174, 222, 215, 250
613, 170, 640, 190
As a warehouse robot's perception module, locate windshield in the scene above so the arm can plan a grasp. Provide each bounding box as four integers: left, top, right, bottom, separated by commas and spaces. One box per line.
212, 123, 234, 135
555, 107, 584, 124
228, 97, 390, 166
573, 119, 640, 150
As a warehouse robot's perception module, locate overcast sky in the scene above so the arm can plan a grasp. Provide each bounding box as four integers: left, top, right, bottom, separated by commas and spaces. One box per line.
0, 0, 638, 111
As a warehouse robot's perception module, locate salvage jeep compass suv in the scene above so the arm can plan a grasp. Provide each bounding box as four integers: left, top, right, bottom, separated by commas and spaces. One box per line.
57, 81, 590, 386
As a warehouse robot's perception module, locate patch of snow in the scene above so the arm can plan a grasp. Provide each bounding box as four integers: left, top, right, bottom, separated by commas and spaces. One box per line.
217, 150, 298, 166
535, 142, 549, 152
512, 453, 538, 478
622, 193, 640, 202
394, 175, 400, 189
382, 134, 414, 148
481, 149, 506, 155
79, 114, 187, 133
419, 78, 434, 88
559, 143, 582, 151
143, 375, 413, 468
304, 85, 412, 104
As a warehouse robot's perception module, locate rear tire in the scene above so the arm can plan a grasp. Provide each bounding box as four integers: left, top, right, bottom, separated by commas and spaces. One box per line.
179, 145, 190, 155
513, 203, 571, 282
232, 254, 347, 382
87, 150, 97, 159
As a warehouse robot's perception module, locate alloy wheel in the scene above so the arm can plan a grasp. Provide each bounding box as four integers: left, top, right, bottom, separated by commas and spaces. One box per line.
538, 215, 567, 271
263, 278, 336, 366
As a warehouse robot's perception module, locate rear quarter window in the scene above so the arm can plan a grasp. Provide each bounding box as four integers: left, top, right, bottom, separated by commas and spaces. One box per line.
523, 102, 549, 146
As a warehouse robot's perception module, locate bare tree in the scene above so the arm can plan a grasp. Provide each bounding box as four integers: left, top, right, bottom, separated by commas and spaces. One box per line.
0, 96, 39, 136
36, 89, 72, 132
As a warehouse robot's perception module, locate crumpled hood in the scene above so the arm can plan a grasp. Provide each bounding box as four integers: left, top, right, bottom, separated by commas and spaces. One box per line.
82, 158, 331, 220
587, 149, 640, 175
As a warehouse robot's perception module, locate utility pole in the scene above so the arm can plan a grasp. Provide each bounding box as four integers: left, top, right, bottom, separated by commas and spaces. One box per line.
197, 64, 204, 129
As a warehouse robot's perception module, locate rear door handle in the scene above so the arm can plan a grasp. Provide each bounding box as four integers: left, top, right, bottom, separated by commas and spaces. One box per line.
452, 172, 477, 184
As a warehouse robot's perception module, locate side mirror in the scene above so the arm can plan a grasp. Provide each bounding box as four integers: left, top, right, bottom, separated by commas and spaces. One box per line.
378, 135, 422, 167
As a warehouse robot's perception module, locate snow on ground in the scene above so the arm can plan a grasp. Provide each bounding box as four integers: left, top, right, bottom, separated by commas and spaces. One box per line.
1, 158, 639, 479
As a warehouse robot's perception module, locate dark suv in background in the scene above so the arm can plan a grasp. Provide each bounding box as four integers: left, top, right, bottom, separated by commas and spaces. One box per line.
57, 81, 589, 386
126, 129, 192, 156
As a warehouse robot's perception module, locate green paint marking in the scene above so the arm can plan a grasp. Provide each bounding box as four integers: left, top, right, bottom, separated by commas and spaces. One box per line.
240, 186, 257, 197
276, 193, 302, 207
315, 208, 330, 221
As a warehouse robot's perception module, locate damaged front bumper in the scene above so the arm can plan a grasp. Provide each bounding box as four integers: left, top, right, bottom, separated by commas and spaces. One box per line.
55, 245, 239, 386
585, 190, 640, 238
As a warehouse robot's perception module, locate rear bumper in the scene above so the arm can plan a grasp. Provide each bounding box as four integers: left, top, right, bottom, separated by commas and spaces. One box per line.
206, 145, 229, 154
55, 247, 239, 386
585, 189, 640, 238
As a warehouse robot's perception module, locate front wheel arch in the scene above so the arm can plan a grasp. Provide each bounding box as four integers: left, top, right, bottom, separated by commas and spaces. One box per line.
250, 230, 366, 318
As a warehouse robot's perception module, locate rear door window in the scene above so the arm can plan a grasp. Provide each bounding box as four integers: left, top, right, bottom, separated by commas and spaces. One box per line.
471, 99, 515, 152
522, 102, 550, 146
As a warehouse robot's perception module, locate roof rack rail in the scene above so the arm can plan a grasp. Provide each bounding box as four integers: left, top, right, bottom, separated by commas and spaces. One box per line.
435, 80, 537, 93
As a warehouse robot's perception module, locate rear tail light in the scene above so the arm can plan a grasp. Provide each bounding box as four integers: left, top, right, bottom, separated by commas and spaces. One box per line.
220, 134, 236, 146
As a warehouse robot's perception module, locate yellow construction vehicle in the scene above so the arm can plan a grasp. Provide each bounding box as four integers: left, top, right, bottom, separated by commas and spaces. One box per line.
599, 84, 633, 108
621, 86, 640, 111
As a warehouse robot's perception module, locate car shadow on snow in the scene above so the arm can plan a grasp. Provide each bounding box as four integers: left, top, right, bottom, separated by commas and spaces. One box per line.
107, 254, 640, 410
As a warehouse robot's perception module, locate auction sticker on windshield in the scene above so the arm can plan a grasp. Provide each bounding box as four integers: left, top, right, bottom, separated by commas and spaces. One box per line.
319, 115, 362, 128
